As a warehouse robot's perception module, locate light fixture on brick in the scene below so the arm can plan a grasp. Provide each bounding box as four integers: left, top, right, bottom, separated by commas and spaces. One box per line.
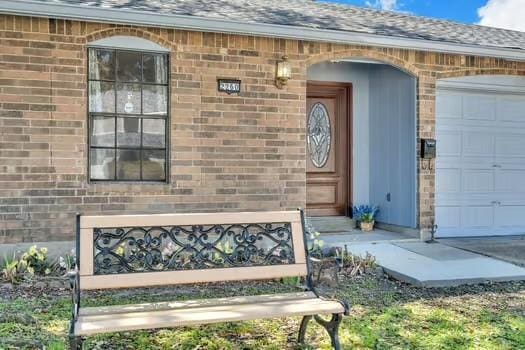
275, 55, 292, 88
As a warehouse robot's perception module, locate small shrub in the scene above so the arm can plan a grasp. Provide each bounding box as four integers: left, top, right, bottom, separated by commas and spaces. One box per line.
1, 245, 53, 283
55, 251, 76, 274
2, 254, 29, 284
22, 245, 51, 275
339, 250, 376, 277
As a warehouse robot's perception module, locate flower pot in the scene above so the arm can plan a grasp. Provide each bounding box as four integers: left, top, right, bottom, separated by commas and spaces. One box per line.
360, 220, 375, 232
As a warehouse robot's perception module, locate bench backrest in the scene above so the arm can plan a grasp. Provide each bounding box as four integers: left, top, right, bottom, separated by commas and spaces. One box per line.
76, 210, 308, 290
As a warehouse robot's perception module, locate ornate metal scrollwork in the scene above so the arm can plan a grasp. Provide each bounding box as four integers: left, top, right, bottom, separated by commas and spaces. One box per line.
93, 222, 295, 275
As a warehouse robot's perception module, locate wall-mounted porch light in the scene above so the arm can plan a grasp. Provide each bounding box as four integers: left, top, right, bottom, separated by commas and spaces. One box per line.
275, 56, 292, 89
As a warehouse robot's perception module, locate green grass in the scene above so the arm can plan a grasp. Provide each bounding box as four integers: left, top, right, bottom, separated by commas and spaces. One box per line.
0, 275, 524, 350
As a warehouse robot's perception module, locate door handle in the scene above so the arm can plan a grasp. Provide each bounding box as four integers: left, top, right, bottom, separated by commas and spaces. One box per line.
490, 201, 501, 206
386, 193, 391, 202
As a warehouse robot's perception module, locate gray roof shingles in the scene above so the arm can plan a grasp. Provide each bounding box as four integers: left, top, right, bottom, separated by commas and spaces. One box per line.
31, 0, 525, 50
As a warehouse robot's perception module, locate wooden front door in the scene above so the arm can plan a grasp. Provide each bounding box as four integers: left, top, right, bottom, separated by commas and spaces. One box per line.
306, 82, 352, 216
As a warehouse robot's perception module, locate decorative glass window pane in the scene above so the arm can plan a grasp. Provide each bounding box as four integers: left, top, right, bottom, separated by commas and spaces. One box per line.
143, 119, 165, 148
117, 51, 142, 82
142, 85, 168, 115
307, 103, 331, 168
116, 83, 141, 114
143, 150, 166, 181
90, 149, 115, 180
89, 49, 115, 81
117, 150, 141, 180
143, 54, 167, 84
91, 117, 115, 147
89, 81, 115, 113
117, 118, 141, 147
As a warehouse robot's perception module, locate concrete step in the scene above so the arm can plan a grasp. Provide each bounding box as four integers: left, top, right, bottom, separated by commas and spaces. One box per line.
308, 216, 356, 233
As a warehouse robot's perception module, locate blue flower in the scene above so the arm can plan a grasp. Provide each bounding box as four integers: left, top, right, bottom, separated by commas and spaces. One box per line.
352, 205, 379, 221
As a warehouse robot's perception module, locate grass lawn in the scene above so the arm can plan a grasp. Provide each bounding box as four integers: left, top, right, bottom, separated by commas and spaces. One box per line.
0, 271, 524, 350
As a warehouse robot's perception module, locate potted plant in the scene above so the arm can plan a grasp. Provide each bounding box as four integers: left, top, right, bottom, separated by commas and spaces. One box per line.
352, 205, 379, 232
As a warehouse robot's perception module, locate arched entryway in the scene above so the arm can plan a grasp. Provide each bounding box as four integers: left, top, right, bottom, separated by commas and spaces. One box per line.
306, 58, 418, 230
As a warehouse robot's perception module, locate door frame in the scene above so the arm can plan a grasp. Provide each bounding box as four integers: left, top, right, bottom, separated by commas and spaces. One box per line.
306, 81, 353, 216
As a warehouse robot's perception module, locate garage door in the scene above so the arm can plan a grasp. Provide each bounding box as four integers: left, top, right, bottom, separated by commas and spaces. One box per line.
436, 76, 525, 237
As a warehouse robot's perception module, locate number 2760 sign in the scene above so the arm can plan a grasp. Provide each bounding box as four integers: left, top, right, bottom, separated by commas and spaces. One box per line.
218, 79, 241, 94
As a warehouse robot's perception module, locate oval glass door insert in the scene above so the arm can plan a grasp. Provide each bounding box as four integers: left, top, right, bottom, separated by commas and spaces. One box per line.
307, 102, 331, 168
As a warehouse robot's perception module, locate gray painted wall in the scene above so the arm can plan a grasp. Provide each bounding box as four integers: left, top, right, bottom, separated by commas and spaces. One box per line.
369, 66, 416, 228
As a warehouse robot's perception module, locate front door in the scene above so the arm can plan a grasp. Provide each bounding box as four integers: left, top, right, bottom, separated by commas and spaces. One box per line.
306, 82, 351, 216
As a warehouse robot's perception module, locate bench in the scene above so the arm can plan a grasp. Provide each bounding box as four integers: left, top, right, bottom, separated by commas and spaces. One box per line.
68, 209, 349, 349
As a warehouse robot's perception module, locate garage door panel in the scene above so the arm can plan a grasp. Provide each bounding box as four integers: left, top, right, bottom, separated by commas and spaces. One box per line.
436, 80, 525, 237
436, 193, 497, 206
437, 130, 461, 156
495, 170, 525, 192
462, 169, 494, 192
436, 92, 462, 119
495, 135, 525, 158
494, 206, 525, 227
463, 132, 494, 157
436, 168, 461, 193
497, 96, 525, 123
463, 94, 496, 121
462, 206, 494, 228
435, 206, 460, 229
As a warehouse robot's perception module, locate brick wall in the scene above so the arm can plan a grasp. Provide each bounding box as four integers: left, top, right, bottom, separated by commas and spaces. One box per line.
0, 15, 524, 243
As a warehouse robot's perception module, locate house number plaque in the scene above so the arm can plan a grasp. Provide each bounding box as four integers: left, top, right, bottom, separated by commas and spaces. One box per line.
218, 79, 241, 94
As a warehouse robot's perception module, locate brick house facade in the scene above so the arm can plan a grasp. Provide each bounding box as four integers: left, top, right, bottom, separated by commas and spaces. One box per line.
0, 15, 524, 244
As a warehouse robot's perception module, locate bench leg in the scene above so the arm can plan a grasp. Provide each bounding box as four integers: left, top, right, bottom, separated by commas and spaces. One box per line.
298, 315, 313, 345
314, 314, 343, 350
298, 313, 343, 350
69, 335, 83, 350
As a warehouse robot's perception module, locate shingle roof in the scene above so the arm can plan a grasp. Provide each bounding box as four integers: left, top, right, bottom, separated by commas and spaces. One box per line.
28, 0, 525, 50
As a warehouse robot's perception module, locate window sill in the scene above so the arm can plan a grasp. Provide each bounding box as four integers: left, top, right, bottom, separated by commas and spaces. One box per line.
88, 180, 170, 186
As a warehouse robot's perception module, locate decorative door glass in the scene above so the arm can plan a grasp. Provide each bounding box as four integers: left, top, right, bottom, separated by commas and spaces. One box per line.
307, 102, 331, 168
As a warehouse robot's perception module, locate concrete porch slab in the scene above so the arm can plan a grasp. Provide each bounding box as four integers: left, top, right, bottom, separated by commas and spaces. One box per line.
342, 241, 525, 287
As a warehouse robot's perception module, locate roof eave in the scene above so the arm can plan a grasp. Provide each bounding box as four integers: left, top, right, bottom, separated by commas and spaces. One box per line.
1, 0, 524, 61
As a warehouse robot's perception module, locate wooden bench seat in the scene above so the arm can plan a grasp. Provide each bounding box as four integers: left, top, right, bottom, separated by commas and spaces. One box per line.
69, 210, 349, 349
75, 292, 345, 335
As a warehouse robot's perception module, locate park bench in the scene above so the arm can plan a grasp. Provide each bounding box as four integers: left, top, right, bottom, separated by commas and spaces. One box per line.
69, 209, 349, 349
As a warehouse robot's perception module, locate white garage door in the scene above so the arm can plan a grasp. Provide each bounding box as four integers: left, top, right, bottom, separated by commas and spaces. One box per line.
436, 76, 525, 237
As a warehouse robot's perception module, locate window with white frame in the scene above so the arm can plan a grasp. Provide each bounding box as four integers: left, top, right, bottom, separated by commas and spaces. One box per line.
88, 48, 169, 181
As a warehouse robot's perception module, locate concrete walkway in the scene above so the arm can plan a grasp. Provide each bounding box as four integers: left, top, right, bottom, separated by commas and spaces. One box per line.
324, 234, 525, 287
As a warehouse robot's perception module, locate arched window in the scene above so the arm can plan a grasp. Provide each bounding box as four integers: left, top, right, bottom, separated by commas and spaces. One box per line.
87, 36, 170, 182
